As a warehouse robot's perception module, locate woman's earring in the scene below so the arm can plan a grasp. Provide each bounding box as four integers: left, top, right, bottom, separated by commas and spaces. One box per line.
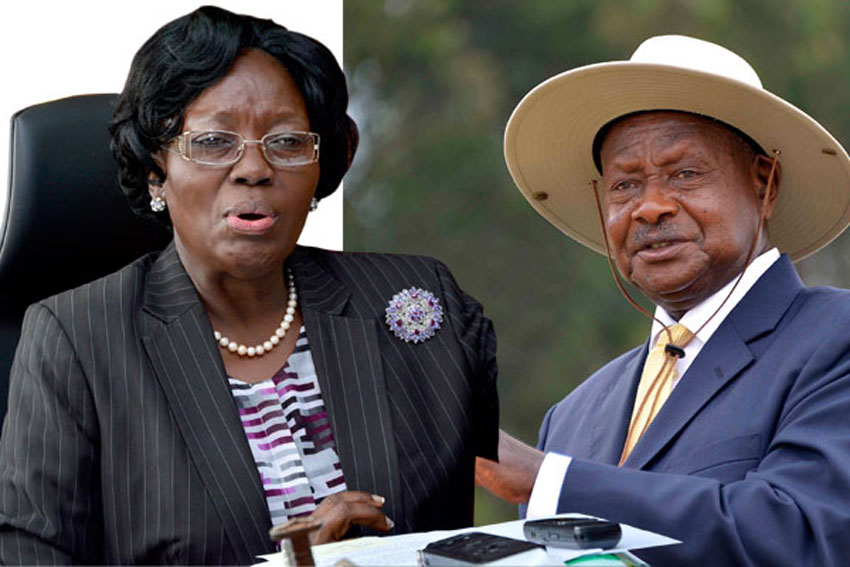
309, 198, 319, 212
149, 177, 166, 212
150, 195, 167, 212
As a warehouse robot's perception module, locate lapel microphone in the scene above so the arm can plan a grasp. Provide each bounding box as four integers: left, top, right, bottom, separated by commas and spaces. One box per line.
664, 344, 686, 358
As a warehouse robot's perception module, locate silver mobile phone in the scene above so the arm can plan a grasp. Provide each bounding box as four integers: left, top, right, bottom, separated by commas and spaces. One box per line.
523, 517, 622, 549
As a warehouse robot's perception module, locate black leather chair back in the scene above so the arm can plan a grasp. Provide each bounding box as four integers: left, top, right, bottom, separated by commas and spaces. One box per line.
0, 94, 172, 421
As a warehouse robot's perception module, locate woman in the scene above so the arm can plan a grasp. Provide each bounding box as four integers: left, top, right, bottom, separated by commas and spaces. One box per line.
0, 7, 498, 565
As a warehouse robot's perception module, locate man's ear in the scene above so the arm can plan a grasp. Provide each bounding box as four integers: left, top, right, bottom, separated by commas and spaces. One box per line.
754, 153, 780, 220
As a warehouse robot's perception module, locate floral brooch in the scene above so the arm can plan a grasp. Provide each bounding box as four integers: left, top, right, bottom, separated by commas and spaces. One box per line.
385, 287, 444, 344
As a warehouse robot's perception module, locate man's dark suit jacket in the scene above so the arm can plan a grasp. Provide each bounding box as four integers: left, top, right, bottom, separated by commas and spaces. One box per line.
0, 243, 499, 565
538, 256, 850, 566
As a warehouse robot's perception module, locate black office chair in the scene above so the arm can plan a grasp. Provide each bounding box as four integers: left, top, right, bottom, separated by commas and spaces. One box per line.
0, 94, 172, 421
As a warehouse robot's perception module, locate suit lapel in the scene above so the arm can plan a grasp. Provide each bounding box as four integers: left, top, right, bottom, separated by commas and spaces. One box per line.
140, 244, 273, 559
289, 247, 404, 529
624, 255, 804, 470
593, 347, 646, 465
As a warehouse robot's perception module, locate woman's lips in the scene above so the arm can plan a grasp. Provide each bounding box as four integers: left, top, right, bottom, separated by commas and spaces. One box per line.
226, 214, 276, 233
224, 201, 278, 234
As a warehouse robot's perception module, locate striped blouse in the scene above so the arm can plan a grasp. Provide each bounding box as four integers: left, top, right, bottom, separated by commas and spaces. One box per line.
228, 328, 347, 526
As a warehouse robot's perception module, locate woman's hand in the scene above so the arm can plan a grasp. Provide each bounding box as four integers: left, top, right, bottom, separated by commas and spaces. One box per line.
308, 491, 394, 545
475, 429, 545, 504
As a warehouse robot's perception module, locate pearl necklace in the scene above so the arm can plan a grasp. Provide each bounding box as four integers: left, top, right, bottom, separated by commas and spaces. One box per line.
213, 270, 298, 358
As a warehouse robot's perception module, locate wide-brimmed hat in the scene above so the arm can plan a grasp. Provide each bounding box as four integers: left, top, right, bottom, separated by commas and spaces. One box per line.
504, 34, 850, 261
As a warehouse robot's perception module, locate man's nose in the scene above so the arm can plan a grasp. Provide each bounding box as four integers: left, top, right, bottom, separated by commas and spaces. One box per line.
631, 180, 677, 224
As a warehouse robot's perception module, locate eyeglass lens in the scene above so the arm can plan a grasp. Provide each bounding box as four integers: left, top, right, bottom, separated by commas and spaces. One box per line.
184, 131, 318, 166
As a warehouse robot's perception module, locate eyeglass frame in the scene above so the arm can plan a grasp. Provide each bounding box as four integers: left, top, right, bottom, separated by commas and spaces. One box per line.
167, 129, 321, 168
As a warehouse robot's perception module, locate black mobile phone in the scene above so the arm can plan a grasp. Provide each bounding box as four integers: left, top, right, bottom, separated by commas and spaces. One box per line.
418, 531, 542, 566
523, 517, 622, 549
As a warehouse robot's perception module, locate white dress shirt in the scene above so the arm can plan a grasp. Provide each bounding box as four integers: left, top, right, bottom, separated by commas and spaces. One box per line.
526, 248, 781, 518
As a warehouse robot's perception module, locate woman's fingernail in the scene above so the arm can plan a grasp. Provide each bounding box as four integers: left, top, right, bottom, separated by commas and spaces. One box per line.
386, 516, 395, 530
372, 494, 385, 504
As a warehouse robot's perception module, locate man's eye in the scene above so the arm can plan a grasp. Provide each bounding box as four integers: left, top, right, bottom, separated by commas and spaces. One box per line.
611, 180, 638, 192
674, 169, 697, 179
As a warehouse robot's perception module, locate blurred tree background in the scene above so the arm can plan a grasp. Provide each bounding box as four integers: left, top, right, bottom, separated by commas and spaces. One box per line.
342, 0, 850, 525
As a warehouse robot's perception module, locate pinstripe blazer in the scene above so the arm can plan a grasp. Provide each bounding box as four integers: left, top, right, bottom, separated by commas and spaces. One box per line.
0, 243, 499, 565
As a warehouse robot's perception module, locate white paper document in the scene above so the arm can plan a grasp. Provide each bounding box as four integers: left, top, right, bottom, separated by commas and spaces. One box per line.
255, 514, 679, 566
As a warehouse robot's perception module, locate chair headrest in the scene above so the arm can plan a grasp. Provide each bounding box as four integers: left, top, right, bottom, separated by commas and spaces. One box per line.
0, 94, 172, 304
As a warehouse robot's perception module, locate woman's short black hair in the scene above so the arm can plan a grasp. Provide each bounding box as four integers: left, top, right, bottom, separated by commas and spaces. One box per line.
109, 5, 357, 223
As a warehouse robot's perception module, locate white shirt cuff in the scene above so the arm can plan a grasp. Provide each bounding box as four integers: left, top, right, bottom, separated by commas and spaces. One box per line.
526, 452, 572, 518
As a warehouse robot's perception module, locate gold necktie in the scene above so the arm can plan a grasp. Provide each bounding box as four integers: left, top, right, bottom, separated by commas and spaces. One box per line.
620, 323, 694, 464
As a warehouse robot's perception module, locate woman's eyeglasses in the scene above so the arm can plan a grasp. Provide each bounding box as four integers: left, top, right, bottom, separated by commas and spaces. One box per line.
169, 130, 320, 167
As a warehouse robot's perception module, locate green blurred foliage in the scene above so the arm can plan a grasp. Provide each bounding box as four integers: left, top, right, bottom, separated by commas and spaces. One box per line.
343, 0, 850, 525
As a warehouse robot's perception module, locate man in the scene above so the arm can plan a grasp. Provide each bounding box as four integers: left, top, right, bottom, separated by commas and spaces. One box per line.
478, 35, 850, 565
